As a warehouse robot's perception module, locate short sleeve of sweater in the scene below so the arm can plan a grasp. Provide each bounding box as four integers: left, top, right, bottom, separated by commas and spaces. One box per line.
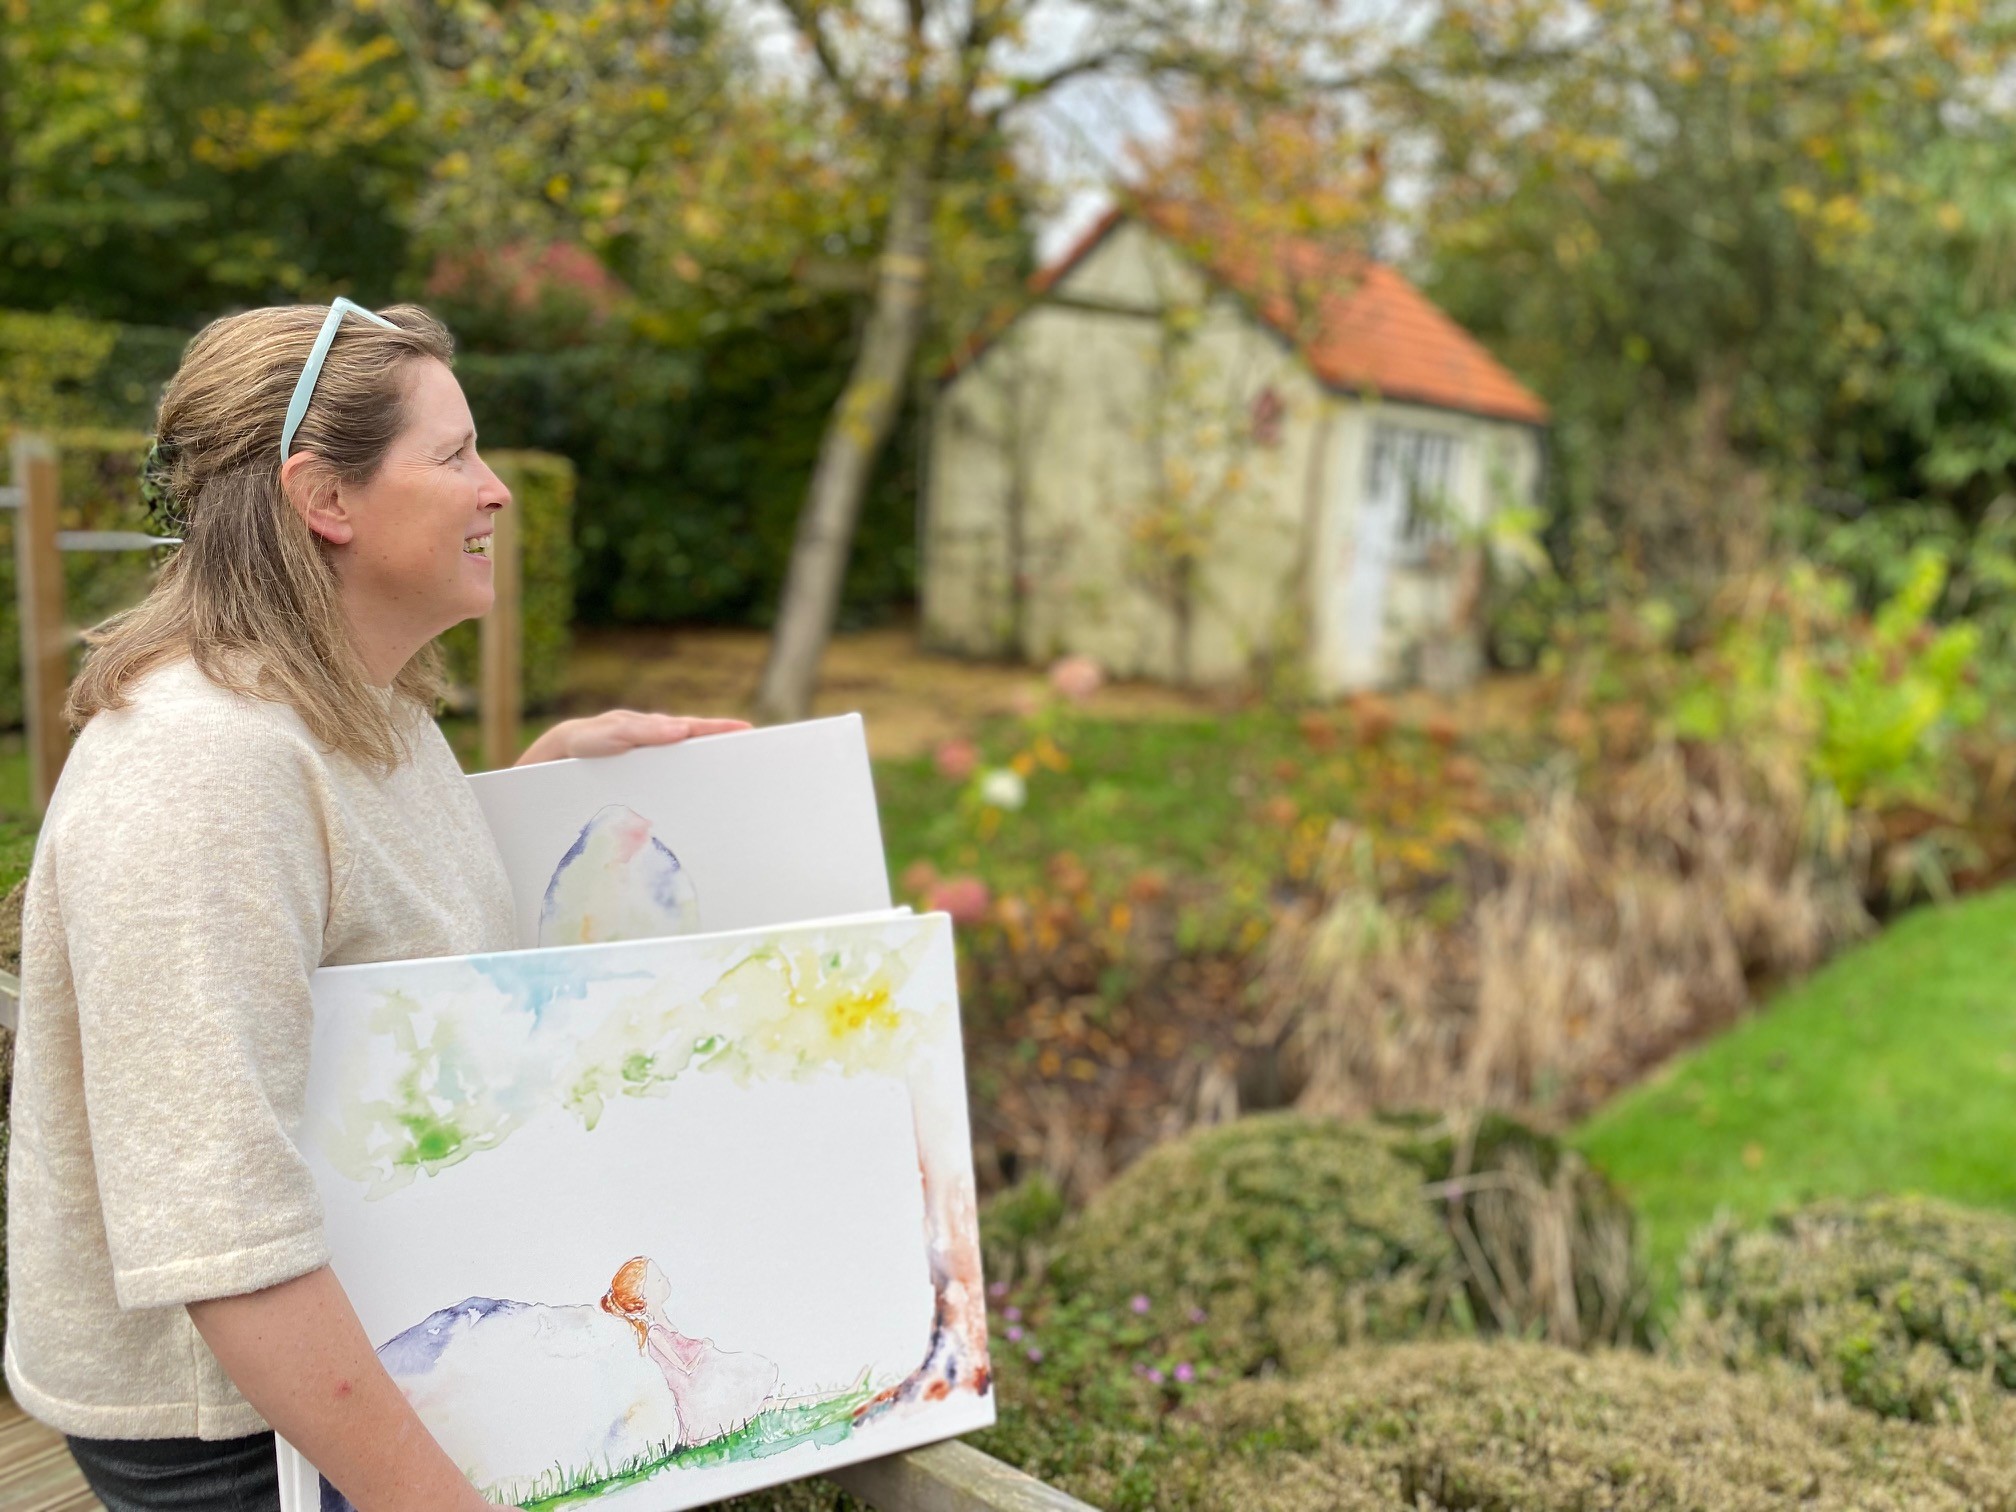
52, 693, 341, 1310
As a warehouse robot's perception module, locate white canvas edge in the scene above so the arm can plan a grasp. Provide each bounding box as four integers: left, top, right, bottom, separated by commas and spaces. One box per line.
461, 712, 868, 793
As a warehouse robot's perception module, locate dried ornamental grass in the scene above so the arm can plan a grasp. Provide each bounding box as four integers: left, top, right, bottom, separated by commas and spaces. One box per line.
1673, 1196, 2016, 1425
1180, 1340, 2016, 1512
1269, 737, 1871, 1122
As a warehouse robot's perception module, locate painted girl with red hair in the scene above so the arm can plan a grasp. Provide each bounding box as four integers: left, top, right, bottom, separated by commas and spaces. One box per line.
601, 1257, 781, 1449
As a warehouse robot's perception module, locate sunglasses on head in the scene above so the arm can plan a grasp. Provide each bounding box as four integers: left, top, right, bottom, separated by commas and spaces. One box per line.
281, 297, 400, 459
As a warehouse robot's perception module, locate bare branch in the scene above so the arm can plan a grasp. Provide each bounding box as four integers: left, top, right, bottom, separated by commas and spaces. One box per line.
982, 46, 1133, 125
776, 0, 869, 118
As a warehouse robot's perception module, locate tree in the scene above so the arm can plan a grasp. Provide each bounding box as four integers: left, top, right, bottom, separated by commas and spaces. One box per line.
1398, 0, 2016, 537
743, 0, 1373, 721
0, 0, 420, 322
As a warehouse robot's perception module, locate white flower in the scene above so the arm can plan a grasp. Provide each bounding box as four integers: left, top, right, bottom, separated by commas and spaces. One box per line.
978, 768, 1027, 811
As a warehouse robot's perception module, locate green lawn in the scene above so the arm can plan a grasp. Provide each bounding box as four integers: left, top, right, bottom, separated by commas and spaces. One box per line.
1575, 888, 2016, 1298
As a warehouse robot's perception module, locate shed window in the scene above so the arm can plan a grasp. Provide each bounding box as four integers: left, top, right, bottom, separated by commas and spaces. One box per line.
1367, 425, 1463, 558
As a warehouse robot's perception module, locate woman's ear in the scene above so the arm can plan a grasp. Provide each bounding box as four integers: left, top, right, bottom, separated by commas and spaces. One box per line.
279, 451, 355, 546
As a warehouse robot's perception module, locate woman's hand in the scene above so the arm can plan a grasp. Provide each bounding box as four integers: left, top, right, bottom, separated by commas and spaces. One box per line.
513, 711, 751, 766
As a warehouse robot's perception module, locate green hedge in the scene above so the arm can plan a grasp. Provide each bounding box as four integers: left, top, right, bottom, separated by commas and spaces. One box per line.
1673, 1196, 2016, 1425
0, 430, 573, 728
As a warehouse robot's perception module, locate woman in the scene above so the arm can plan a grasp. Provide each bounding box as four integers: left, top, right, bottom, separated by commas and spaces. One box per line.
3, 299, 747, 1512
600, 1257, 779, 1448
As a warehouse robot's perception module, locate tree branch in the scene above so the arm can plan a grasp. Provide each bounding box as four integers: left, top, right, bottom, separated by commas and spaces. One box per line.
982, 46, 1133, 125
776, 0, 869, 119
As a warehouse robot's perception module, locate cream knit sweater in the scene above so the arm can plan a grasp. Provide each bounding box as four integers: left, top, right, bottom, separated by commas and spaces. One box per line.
4, 659, 516, 1439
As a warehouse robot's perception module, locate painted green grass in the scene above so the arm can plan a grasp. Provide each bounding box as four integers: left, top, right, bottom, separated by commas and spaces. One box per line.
1575, 888, 2016, 1305
517, 1382, 875, 1509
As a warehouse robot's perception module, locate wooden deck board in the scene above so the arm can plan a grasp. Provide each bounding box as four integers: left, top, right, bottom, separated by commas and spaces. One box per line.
0, 1397, 99, 1512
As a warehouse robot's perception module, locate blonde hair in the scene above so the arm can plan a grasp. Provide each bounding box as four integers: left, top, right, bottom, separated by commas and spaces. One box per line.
601, 1256, 656, 1353
66, 302, 457, 771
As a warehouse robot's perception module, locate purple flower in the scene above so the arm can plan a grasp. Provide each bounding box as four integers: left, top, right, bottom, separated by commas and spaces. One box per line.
1006, 1325, 1024, 1342
1026, 1346, 1044, 1363
1130, 1294, 1151, 1315
1146, 1367, 1165, 1385
988, 1281, 1009, 1300
1005, 1306, 1022, 1322
1175, 1362, 1196, 1383
1187, 1307, 1207, 1325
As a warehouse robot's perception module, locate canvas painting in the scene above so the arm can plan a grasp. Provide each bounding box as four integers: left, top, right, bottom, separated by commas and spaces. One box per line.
466, 715, 892, 948
276, 911, 993, 1510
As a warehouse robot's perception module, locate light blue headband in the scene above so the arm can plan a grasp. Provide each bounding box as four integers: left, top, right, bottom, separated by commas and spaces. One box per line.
280, 296, 399, 458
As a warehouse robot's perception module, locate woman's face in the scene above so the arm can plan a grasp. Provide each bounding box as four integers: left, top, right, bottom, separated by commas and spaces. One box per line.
323, 357, 510, 644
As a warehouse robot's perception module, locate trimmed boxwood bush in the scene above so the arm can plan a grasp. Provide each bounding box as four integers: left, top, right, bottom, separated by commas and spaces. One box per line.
1673, 1196, 2016, 1424
1045, 1112, 1457, 1377
1177, 1340, 2016, 1511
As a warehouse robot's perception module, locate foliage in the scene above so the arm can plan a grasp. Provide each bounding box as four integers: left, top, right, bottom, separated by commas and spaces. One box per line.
454, 319, 919, 628
1171, 1340, 2016, 1512
1664, 555, 1984, 810
0, 1, 418, 323
1674, 1197, 2016, 1427
1576, 887, 2016, 1298
1414, 0, 2016, 544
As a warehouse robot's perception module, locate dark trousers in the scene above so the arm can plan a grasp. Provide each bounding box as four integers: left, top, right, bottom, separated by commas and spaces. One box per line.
65, 1431, 281, 1512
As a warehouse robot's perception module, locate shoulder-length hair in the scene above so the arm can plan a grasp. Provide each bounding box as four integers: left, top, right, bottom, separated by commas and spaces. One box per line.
66, 302, 457, 771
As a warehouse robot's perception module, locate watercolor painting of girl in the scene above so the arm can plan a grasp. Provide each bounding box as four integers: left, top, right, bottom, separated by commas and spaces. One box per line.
600, 1258, 781, 1448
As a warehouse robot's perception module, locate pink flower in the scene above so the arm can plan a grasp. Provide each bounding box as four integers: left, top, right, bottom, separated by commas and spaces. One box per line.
1026, 1346, 1044, 1363
1006, 1325, 1023, 1342
926, 876, 992, 925
1146, 1367, 1164, 1385
934, 738, 980, 781
1049, 654, 1104, 704
1175, 1362, 1196, 1383
1130, 1294, 1151, 1315
988, 1281, 1009, 1300
1004, 1306, 1021, 1322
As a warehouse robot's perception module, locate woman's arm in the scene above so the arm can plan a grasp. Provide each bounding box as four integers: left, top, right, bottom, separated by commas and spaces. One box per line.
513, 711, 750, 766
188, 1267, 512, 1512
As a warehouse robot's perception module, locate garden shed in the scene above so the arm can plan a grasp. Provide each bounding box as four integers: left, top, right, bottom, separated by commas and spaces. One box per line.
923, 204, 1549, 693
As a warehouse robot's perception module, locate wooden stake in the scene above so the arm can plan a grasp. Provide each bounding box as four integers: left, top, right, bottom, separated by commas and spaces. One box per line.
13, 434, 67, 813
478, 500, 522, 770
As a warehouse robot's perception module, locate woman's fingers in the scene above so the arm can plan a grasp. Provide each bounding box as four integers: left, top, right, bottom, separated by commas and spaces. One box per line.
573, 711, 752, 757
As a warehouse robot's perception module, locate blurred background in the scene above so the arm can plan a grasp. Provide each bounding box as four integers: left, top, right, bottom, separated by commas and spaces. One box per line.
5, 2, 2016, 1508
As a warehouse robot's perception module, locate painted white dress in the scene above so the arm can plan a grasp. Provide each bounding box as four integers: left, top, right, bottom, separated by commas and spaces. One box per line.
646, 1324, 780, 1447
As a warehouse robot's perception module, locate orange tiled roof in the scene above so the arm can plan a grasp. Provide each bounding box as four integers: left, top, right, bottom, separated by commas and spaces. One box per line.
951, 203, 1549, 427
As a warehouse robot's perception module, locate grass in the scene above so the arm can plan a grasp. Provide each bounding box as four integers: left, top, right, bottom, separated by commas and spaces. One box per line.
516, 1383, 874, 1509
1574, 887, 2016, 1301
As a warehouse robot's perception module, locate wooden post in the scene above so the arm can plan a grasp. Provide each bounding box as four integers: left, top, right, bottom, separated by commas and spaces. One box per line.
13, 434, 68, 813
478, 497, 523, 770
831, 1441, 1104, 1512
